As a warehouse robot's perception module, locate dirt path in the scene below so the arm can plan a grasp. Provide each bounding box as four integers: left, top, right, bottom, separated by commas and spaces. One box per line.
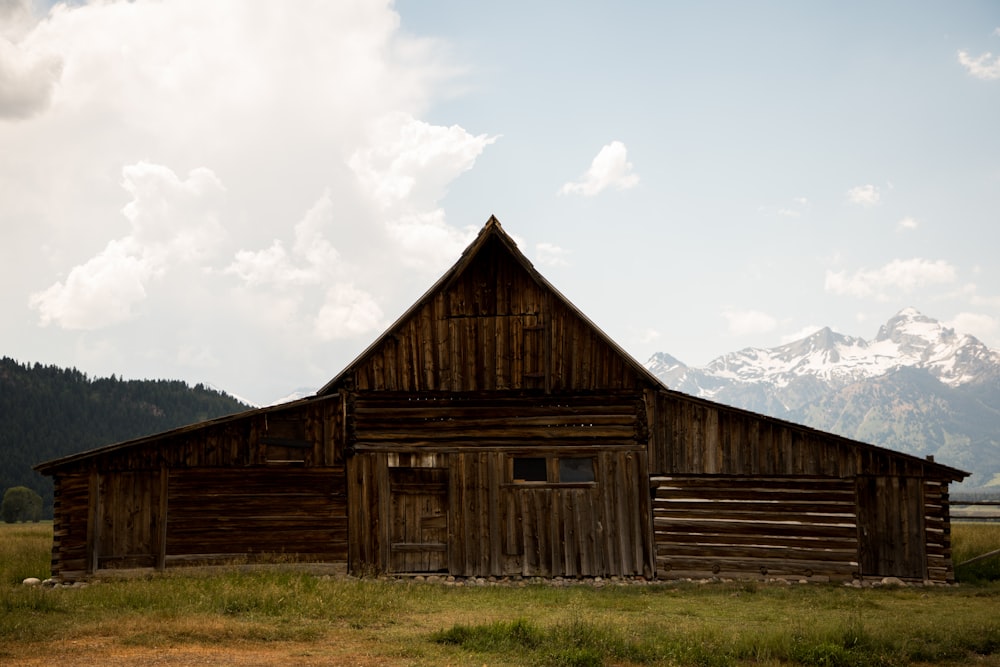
8, 638, 403, 666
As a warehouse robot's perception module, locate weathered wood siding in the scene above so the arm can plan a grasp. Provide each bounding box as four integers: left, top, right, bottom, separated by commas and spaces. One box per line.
96, 469, 163, 570
648, 391, 960, 582
49, 472, 90, 579
652, 475, 859, 580
345, 390, 653, 577
924, 479, 954, 583
45, 396, 349, 579
348, 235, 645, 393
350, 391, 645, 451
856, 475, 926, 579
350, 448, 651, 578
649, 390, 939, 479
165, 468, 347, 564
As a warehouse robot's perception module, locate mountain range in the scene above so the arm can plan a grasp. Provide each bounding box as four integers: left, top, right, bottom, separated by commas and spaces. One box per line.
645, 308, 1000, 490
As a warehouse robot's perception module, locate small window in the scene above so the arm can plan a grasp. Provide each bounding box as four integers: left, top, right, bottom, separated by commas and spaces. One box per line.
558, 457, 595, 483
513, 457, 547, 482
511, 455, 596, 484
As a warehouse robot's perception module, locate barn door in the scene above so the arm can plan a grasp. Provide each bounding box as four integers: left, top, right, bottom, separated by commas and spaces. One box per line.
388, 467, 449, 573
856, 476, 926, 579
93, 470, 161, 570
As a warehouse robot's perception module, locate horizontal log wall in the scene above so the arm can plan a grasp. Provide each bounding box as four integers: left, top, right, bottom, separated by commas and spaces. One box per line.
652, 475, 859, 581
50, 472, 90, 580
350, 235, 645, 393
165, 468, 347, 564
351, 391, 645, 450
924, 480, 954, 583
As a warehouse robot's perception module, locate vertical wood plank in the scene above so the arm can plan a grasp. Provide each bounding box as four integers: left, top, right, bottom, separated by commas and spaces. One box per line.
86, 470, 100, 574
156, 466, 168, 570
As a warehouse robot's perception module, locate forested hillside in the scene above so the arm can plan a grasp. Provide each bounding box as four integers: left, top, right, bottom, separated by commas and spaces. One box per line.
0, 357, 250, 518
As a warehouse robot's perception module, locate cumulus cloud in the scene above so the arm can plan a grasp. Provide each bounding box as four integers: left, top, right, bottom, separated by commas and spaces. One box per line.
722, 309, 778, 336
385, 211, 478, 273
343, 112, 494, 274
28, 239, 151, 330
225, 190, 339, 289
348, 112, 497, 212
6, 1, 498, 401
0, 0, 62, 119
897, 216, 919, 231
947, 312, 998, 343
559, 141, 639, 197
314, 284, 384, 341
29, 162, 227, 329
824, 258, 957, 300
846, 184, 880, 207
958, 49, 1000, 80
636, 328, 661, 345
535, 242, 571, 268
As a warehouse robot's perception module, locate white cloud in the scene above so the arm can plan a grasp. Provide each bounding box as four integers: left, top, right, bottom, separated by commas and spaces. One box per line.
0, 32, 62, 119
225, 190, 339, 289
535, 242, 571, 268
958, 50, 1000, 80
0, 0, 62, 119
29, 239, 151, 329
760, 196, 808, 218
385, 211, 478, 273
314, 284, 384, 341
846, 184, 880, 207
722, 309, 778, 336
5, 1, 496, 402
947, 312, 998, 343
636, 328, 661, 345
348, 112, 497, 212
824, 258, 957, 300
896, 216, 919, 231
30, 162, 227, 329
559, 141, 639, 197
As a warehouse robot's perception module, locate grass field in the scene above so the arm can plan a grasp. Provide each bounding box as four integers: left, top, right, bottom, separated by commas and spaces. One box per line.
2, 521, 999, 666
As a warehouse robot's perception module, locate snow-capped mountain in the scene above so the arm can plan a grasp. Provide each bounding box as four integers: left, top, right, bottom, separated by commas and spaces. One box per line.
646, 308, 1000, 490
268, 387, 317, 406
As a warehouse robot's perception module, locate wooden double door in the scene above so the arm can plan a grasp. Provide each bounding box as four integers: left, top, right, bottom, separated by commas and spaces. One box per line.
388, 466, 449, 573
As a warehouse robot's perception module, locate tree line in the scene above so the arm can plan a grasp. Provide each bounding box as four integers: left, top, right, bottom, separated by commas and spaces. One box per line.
0, 357, 250, 518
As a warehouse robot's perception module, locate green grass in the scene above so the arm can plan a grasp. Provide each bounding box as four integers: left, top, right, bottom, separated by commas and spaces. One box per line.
0, 521, 51, 585
953, 521, 1000, 583
2, 522, 1000, 665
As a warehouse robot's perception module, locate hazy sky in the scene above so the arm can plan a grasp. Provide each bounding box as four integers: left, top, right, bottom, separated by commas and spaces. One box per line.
2, 0, 998, 405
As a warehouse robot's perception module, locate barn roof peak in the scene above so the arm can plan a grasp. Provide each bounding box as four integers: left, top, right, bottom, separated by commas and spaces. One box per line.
316, 215, 662, 395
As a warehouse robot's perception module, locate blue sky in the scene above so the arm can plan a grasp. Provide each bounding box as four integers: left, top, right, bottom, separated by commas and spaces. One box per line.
2, 1, 998, 404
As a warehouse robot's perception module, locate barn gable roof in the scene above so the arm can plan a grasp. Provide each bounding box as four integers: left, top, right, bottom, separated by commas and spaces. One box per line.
316, 214, 663, 394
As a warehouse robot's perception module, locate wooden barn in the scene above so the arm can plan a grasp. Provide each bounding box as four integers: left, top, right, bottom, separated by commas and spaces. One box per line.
35, 216, 967, 584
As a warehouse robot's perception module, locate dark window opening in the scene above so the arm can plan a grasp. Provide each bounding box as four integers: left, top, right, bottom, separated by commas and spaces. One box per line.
512, 457, 547, 482
558, 457, 595, 483
511, 455, 596, 484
